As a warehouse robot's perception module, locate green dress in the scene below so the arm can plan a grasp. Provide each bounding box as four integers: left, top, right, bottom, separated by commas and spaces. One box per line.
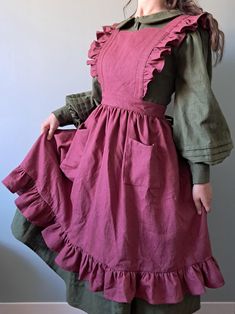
11, 8, 233, 314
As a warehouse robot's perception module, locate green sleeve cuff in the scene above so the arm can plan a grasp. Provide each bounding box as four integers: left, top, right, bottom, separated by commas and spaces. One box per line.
51, 105, 73, 127
188, 161, 210, 184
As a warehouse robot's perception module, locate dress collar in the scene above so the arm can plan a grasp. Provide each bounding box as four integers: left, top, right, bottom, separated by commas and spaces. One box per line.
115, 9, 183, 29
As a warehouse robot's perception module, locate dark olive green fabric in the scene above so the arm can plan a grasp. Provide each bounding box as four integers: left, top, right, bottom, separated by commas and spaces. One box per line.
173, 26, 234, 165
11, 208, 201, 314
52, 9, 233, 184
52, 77, 102, 128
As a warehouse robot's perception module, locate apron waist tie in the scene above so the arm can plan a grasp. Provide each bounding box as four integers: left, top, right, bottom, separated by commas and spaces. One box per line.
101, 95, 167, 119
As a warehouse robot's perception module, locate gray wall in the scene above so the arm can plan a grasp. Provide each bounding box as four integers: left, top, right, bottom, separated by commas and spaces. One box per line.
0, 0, 234, 303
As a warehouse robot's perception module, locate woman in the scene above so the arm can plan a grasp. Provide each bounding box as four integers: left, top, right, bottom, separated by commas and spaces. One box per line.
2, 0, 233, 313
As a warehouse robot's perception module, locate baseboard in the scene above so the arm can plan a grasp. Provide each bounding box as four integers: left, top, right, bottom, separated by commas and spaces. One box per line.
0, 302, 234, 314
0, 303, 85, 314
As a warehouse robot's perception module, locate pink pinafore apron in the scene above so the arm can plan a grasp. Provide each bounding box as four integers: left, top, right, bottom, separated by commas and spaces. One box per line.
2, 13, 225, 305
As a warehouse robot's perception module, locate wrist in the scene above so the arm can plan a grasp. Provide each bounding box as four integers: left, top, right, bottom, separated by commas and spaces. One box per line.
51, 105, 73, 127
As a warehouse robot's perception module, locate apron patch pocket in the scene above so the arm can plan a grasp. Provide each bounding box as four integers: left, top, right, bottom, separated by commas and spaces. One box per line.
122, 136, 161, 189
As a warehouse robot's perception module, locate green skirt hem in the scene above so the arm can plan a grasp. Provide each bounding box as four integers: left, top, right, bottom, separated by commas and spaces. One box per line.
11, 208, 201, 314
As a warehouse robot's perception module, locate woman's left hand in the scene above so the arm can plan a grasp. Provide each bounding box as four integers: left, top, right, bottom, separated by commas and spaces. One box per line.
192, 182, 213, 215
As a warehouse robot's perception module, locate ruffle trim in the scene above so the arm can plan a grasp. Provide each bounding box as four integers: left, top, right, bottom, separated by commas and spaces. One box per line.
2, 164, 225, 304
143, 12, 209, 97
86, 24, 117, 78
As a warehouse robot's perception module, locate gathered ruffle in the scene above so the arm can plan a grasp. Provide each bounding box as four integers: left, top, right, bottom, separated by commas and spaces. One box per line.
2, 165, 54, 226
143, 12, 209, 97
2, 162, 225, 304
86, 24, 116, 78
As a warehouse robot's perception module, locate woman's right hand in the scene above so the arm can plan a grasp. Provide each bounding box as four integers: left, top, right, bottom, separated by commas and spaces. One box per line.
192, 182, 213, 215
40, 113, 60, 140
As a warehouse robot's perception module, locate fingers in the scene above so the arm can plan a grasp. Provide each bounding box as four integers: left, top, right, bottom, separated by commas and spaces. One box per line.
193, 196, 212, 215
40, 124, 49, 135
40, 123, 55, 140
200, 185, 212, 214
192, 183, 213, 215
200, 195, 212, 213
41, 114, 59, 140
193, 197, 203, 215
47, 125, 56, 140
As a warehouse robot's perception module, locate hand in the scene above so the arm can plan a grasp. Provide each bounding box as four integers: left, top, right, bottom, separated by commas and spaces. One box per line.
192, 182, 212, 215
40, 113, 60, 140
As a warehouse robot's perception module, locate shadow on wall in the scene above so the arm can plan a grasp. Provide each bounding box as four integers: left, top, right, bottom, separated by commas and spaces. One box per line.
0, 241, 65, 302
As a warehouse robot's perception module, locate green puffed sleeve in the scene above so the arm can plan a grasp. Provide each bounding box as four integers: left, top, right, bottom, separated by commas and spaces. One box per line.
173, 26, 234, 184
52, 76, 102, 128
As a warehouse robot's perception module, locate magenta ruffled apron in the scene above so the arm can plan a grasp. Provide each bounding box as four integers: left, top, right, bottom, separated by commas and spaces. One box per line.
2, 13, 225, 305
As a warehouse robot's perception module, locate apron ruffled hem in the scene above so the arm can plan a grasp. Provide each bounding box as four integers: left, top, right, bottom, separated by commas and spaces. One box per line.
2, 154, 225, 304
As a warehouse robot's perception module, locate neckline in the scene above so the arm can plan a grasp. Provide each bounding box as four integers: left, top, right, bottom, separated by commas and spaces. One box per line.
134, 9, 171, 19
115, 9, 183, 29
115, 13, 184, 34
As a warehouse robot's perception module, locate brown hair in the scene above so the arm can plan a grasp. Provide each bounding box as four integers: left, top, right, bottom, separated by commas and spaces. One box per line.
123, 0, 224, 66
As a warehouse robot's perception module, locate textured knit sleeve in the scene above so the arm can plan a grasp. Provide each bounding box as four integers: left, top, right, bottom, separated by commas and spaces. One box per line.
52, 76, 102, 128
173, 26, 234, 184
